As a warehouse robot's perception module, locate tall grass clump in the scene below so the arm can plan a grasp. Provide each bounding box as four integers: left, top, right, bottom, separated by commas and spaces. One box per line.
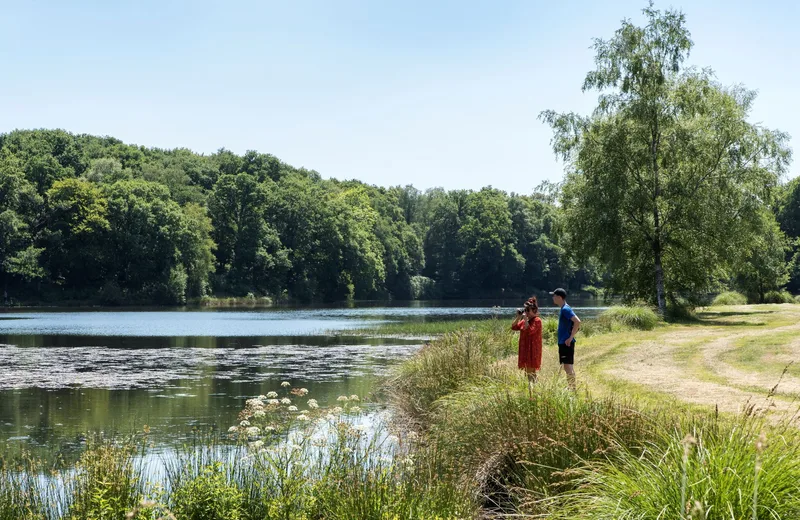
427, 376, 658, 513
550, 417, 800, 519
711, 291, 748, 306
386, 329, 515, 421
169, 460, 244, 520
597, 305, 660, 331
0, 454, 50, 520
63, 436, 150, 520
164, 417, 475, 519
763, 290, 795, 304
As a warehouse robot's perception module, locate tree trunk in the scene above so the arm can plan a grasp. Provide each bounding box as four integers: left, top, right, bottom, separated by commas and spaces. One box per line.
650, 117, 666, 316
654, 239, 667, 317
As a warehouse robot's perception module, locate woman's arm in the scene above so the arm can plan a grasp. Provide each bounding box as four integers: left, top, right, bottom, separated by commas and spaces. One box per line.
511, 311, 524, 330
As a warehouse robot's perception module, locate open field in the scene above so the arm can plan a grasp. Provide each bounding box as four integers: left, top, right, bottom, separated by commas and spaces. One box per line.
577, 304, 800, 419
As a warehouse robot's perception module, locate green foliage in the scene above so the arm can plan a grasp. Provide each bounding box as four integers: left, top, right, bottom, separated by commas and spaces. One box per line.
65, 438, 146, 520
170, 462, 244, 520
409, 275, 439, 300
597, 305, 660, 330
541, 4, 791, 316
763, 290, 795, 304
733, 211, 791, 303
551, 419, 800, 519
0, 128, 594, 305
777, 179, 800, 294
711, 291, 748, 306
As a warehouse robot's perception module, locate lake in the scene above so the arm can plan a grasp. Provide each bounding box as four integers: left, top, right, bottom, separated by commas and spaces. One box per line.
0, 301, 605, 457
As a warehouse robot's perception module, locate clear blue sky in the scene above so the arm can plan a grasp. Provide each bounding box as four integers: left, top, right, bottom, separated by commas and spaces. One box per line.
1, 1, 797, 193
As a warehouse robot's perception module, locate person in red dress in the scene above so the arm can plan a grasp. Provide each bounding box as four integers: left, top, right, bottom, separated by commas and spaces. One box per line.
511, 297, 543, 392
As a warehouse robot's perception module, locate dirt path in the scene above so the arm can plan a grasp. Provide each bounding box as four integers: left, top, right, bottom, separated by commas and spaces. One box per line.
593, 305, 800, 421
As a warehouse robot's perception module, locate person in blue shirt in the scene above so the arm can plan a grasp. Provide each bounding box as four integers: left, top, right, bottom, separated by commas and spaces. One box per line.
551, 288, 581, 390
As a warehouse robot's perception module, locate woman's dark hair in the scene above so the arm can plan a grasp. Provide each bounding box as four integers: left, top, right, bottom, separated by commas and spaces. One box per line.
524, 296, 538, 314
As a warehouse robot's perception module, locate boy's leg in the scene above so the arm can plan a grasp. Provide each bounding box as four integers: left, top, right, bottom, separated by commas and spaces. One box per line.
562, 364, 576, 391
558, 342, 576, 390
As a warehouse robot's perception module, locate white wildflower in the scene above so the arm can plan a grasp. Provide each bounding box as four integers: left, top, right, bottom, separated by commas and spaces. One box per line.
266, 391, 278, 399
250, 440, 264, 449
326, 414, 336, 421
253, 410, 266, 418
349, 394, 360, 401
332, 407, 343, 414
268, 399, 280, 406
337, 395, 349, 402
407, 431, 419, 441
297, 414, 310, 421
349, 406, 362, 414
246, 426, 260, 436
281, 398, 291, 405
288, 405, 298, 412
227, 426, 238, 433
281, 381, 291, 388
240, 420, 250, 427
307, 399, 319, 409
264, 426, 276, 432
298, 388, 309, 396
258, 395, 267, 401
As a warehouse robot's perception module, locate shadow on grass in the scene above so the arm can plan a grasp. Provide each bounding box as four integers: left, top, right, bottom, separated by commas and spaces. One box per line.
699, 310, 777, 318
670, 312, 767, 327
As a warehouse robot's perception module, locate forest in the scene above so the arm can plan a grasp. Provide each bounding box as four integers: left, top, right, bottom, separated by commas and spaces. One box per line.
0, 129, 597, 304
0, 128, 798, 306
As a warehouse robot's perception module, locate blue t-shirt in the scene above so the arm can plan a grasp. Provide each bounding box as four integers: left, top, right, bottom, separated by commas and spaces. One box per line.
558, 304, 576, 345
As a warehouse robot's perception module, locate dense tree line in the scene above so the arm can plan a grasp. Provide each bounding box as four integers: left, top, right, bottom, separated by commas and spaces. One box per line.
0, 129, 598, 305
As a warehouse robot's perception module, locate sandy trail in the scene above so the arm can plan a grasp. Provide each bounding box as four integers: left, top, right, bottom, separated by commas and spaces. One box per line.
598, 305, 800, 421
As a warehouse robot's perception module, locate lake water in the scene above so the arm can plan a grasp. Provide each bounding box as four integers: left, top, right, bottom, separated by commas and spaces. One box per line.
0, 301, 605, 457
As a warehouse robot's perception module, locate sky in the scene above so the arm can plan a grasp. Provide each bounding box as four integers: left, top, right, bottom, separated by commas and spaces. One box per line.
1, 0, 798, 193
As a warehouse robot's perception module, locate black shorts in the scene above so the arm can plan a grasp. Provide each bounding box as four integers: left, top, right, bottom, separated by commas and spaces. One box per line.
558, 342, 575, 365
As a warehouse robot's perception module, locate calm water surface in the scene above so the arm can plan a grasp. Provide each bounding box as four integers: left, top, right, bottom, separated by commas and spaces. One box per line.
0, 301, 604, 456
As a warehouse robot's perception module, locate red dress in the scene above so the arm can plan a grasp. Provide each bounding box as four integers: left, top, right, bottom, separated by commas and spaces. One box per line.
512, 317, 542, 371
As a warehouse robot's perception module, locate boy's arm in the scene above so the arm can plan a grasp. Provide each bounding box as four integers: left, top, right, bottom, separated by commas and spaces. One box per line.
567, 315, 581, 345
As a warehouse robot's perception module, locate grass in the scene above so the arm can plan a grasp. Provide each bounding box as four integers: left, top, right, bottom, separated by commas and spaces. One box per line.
597, 305, 660, 330
549, 416, 800, 519
712, 291, 748, 306
427, 377, 660, 513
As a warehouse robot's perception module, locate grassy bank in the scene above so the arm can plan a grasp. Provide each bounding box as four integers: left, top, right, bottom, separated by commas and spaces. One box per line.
383, 303, 800, 518
3, 305, 799, 519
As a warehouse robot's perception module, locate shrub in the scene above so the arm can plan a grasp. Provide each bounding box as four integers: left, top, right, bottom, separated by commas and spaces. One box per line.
711, 291, 747, 306
170, 462, 244, 520
666, 298, 697, 322
795, 295, 800, 304
409, 275, 439, 300
551, 418, 800, 519
597, 306, 660, 330
65, 438, 148, 520
763, 290, 795, 304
